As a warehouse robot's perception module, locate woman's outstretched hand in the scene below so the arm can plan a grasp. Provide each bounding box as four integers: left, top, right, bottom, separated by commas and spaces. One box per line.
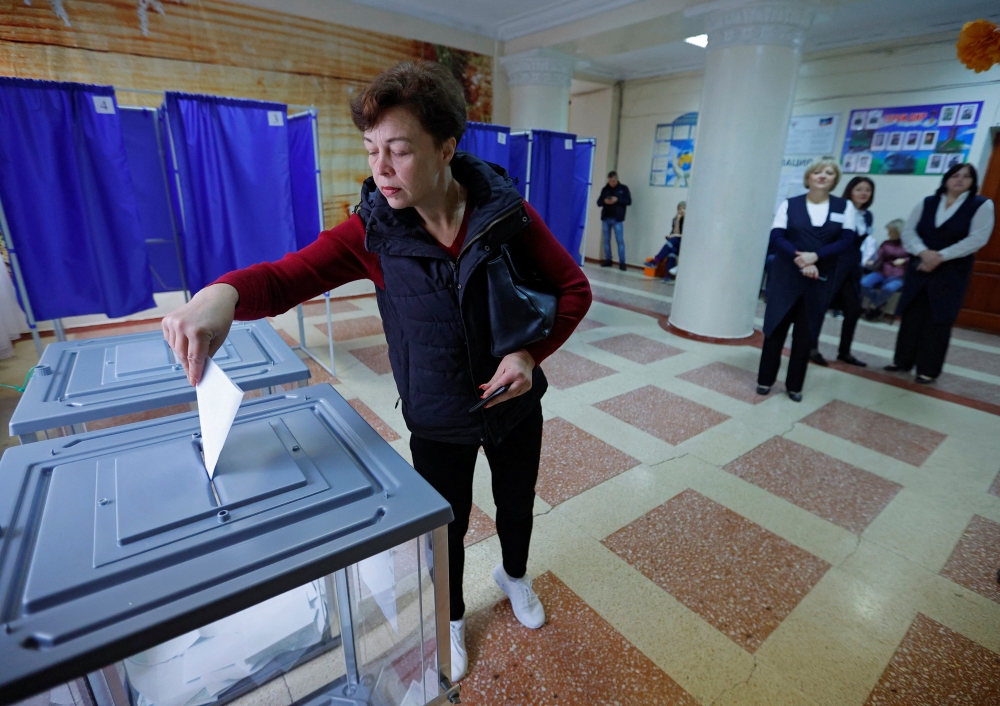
161, 283, 240, 386
480, 350, 535, 409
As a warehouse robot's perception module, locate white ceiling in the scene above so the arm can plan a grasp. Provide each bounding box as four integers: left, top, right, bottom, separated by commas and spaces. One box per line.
344, 0, 1000, 81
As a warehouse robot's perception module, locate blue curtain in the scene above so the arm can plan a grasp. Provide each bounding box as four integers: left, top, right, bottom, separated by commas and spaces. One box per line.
119, 106, 186, 293
0, 78, 154, 321
508, 133, 529, 199
527, 130, 578, 259
457, 122, 511, 170
569, 139, 596, 265
163, 92, 296, 292
287, 111, 323, 250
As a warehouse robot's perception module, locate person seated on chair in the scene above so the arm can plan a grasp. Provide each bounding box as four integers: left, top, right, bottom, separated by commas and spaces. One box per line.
645, 201, 685, 280
861, 219, 909, 320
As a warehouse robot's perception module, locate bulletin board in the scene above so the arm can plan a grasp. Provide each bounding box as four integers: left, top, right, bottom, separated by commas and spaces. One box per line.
650, 112, 697, 187
840, 102, 983, 176
774, 113, 840, 213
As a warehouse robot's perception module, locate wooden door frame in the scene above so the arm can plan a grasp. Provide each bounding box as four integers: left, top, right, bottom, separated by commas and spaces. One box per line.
956, 127, 1000, 333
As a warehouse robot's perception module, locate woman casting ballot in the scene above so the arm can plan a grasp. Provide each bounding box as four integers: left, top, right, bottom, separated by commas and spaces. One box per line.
757, 157, 857, 401
161, 61, 592, 683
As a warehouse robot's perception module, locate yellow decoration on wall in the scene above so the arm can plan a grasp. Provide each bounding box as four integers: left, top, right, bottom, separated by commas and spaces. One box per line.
956, 19, 1000, 73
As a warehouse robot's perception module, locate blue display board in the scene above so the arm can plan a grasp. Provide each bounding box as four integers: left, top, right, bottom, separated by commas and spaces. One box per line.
650, 112, 697, 187
840, 102, 983, 176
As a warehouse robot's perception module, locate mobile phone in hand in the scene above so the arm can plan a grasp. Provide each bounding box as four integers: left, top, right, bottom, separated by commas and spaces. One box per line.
470, 384, 509, 413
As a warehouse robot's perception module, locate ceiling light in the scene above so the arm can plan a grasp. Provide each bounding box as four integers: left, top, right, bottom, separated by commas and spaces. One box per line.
685, 34, 708, 48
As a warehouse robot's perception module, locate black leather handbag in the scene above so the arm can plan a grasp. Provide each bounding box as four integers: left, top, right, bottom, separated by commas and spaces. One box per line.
486, 244, 557, 357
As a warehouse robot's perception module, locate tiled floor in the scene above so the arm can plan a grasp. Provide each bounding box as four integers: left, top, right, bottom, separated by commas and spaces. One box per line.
5, 263, 1000, 705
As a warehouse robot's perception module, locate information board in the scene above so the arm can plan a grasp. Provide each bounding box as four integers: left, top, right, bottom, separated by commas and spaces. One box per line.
650, 112, 697, 187
840, 102, 983, 176
774, 113, 840, 213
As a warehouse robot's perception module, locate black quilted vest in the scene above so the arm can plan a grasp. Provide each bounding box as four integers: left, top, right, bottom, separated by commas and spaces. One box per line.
357, 152, 548, 445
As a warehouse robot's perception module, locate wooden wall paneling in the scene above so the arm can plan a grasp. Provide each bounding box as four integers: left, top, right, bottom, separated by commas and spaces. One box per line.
0, 0, 425, 83
957, 130, 1000, 333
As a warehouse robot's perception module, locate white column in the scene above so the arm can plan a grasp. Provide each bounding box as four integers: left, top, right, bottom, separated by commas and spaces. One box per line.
669, 1, 815, 339
500, 49, 576, 132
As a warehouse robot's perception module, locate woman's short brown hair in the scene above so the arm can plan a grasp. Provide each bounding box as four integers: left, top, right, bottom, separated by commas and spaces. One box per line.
350, 61, 467, 146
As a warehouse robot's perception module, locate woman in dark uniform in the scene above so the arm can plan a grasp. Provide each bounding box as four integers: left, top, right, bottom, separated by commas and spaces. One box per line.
886, 163, 995, 383
809, 176, 874, 367
757, 157, 857, 401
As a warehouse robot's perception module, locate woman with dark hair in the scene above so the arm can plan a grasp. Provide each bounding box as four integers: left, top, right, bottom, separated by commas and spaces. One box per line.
161, 61, 592, 682
887, 163, 994, 383
757, 157, 857, 401
809, 176, 873, 367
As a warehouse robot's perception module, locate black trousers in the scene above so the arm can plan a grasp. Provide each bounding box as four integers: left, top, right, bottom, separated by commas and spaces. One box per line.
409, 403, 543, 621
759, 295, 812, 393
815, 274, 862, 357
893, 288, 953, 378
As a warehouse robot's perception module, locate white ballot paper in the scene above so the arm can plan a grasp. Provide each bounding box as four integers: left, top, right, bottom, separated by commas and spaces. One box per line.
195, 358, 243, 479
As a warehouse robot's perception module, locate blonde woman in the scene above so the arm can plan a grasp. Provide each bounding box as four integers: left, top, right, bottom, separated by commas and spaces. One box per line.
757, 157, 858, 401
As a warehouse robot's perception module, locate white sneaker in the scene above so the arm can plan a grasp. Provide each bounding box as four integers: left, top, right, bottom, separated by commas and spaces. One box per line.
492, 564, 545, 629
668, 266, 678, 276
450, 619, 468, 682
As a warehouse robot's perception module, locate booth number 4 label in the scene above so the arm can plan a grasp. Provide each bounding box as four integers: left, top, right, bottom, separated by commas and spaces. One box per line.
267, 111, 285, 126
565, 139, 573, 149
93, 96, 115, 115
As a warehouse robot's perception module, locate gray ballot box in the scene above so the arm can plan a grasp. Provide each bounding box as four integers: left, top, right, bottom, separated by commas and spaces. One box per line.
9, 320, 311, 444
0, 385, 458, 706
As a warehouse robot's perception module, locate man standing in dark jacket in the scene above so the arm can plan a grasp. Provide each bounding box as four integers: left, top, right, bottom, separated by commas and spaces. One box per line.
597, 171, 632, 270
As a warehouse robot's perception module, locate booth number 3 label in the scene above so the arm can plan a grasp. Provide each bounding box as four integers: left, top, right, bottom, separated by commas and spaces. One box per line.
268, 111, 285, 126
92, 96, 115, 115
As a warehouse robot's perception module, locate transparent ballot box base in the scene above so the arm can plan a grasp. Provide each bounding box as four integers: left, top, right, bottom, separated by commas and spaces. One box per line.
12, 533, 450, 706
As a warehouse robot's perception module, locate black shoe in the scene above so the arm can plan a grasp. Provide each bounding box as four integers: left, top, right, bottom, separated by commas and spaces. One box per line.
915, 374, 936, 384
619, 263, 627, 271
996, 568, 1000, 585
787, 391, 803, 402
837, 354, 867, 367
600, 260, 612, 267
809, 350, 829, 366
756, 385, 771, 395
883, 364, 907, 372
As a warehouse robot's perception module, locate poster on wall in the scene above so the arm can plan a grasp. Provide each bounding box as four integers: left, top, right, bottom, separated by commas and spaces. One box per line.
840, 102, 982, 176
650, 112, 697, 187
774, 113, 840, 213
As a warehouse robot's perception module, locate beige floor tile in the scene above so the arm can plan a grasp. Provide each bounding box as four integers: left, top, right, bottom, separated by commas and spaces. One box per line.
756, 542, 931, 706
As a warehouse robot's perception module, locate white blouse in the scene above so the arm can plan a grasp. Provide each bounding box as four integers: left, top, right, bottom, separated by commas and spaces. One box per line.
772, 198, 859, 231
900, 192, 995, 261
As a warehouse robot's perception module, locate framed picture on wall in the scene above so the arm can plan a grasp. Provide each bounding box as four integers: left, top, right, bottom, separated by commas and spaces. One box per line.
939, 105, 958, 126
925, 153, 945, 174
842, 153, 858, 172
945, 153, 964, 170
921, 130, 939, 150
871, 132, 888, 150
886, 132, 904, 151
904, 131, 921, 150
865, 110, 882, 129
957, 104, 979, 126
850, 111, 867, 131
856, 153, 873, 173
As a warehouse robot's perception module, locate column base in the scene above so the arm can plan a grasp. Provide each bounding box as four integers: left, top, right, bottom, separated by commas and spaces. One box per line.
664, 318, 764, 347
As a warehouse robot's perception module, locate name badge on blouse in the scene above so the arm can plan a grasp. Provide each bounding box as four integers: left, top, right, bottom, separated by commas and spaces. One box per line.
830, 212, 846, 223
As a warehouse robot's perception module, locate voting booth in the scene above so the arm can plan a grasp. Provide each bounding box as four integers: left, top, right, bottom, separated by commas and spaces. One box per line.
0, 385, 458, 706
8, 320, 309, 444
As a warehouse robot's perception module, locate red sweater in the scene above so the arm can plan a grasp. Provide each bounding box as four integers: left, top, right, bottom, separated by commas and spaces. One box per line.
216, 202, 592, 364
